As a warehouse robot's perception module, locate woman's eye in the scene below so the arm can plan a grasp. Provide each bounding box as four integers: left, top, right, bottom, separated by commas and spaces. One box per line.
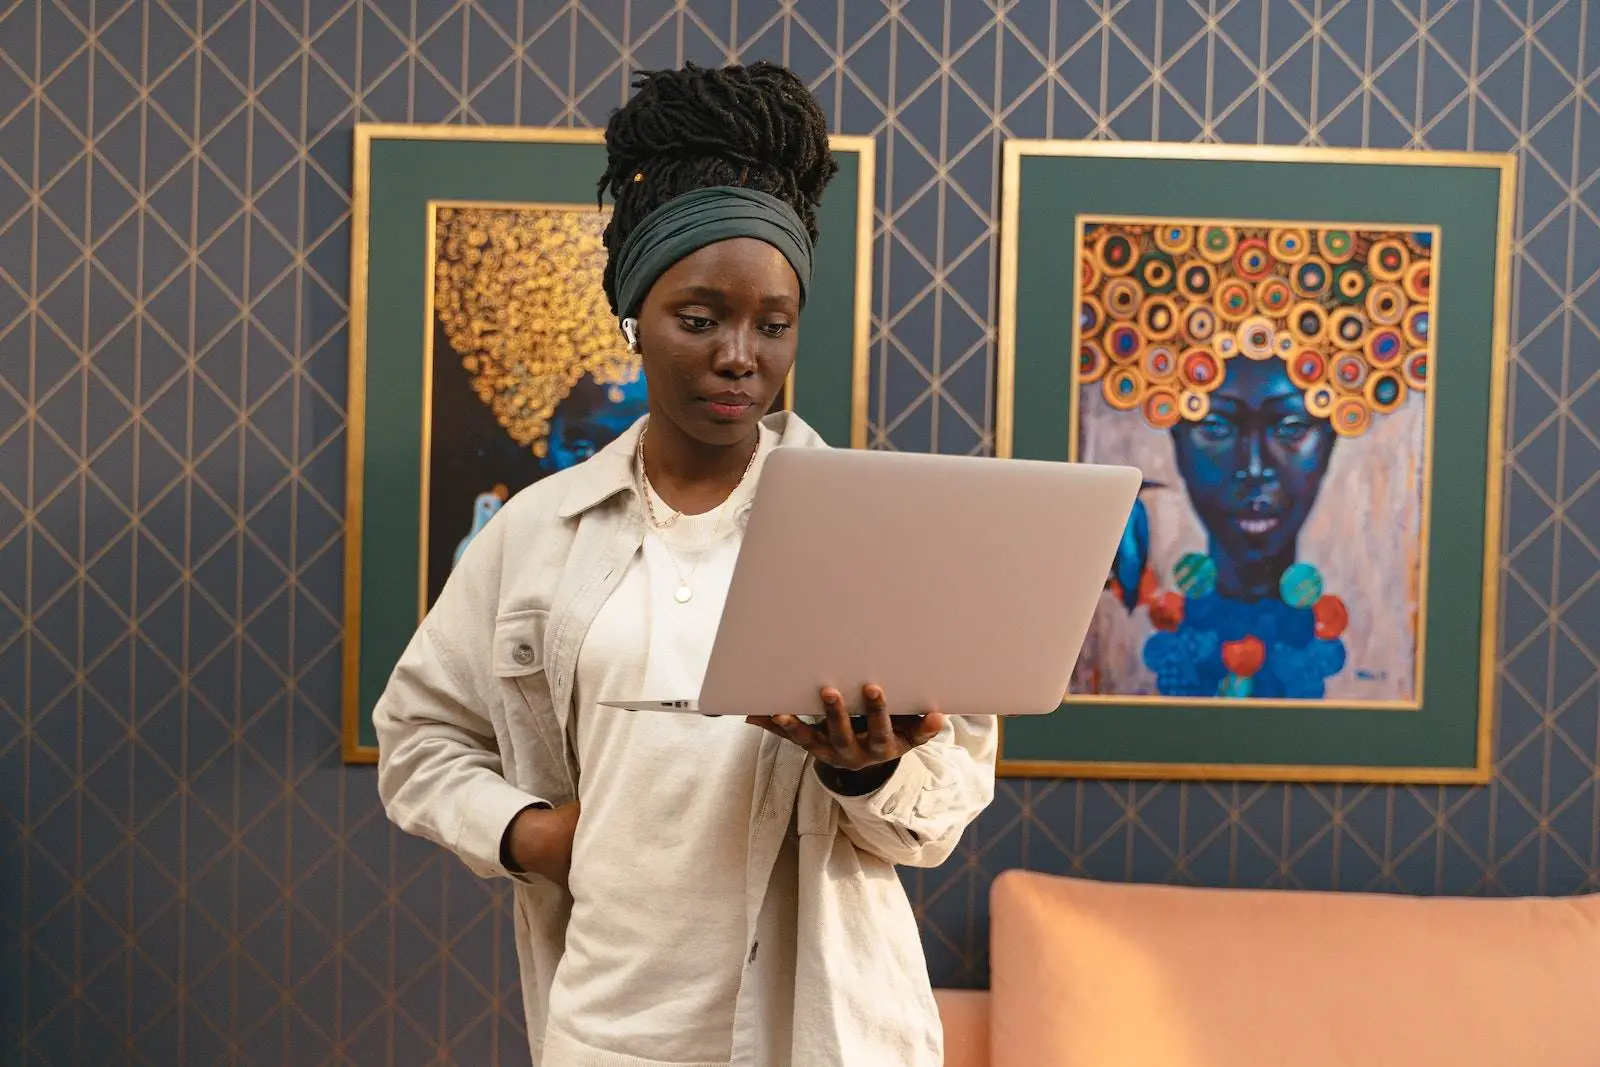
760, 322, 792, 337
1198, 415, 1234, 442
677, 314, 715, 331
1274, 417, 1312, 443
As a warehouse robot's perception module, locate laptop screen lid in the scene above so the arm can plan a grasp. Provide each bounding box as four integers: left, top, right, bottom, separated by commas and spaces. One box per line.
654, 447, 1142, 719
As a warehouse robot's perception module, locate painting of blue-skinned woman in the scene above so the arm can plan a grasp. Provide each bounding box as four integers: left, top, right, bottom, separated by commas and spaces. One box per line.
423, 205, 649, 610
1070, 220, 1433, 704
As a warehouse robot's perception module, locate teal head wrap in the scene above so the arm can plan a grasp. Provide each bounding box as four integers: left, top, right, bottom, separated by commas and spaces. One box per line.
613, 185, 813, 322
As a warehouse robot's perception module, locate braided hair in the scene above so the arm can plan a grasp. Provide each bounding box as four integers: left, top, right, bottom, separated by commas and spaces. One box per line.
597, 61, 838, 313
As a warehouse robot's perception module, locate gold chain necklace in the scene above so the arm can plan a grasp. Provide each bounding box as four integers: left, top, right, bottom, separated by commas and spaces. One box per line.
636, 424, 760, 604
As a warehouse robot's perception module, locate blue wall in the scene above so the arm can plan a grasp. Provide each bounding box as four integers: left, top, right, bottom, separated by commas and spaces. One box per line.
2, 2, 1596, 1063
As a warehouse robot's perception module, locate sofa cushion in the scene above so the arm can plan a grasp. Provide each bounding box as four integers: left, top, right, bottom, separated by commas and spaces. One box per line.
990, 869, 1600, 1067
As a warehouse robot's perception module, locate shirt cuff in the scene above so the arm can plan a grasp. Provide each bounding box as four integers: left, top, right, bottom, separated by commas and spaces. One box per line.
456, 777, 548, 880
825, 752, 934, 823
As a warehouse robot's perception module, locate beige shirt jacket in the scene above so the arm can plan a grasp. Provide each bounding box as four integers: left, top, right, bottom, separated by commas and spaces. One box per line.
373, 411, 999, 1066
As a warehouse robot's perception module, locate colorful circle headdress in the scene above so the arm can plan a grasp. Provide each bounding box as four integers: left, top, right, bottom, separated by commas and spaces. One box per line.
1077, 222, 1433, 438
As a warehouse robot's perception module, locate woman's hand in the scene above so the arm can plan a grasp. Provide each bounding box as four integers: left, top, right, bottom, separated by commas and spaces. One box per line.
748, 685, 945, 770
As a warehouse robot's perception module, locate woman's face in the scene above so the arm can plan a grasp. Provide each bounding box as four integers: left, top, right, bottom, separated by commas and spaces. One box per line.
543, 373, 650, 471
634, 236, 801, 447
1170, 357, 1336, 569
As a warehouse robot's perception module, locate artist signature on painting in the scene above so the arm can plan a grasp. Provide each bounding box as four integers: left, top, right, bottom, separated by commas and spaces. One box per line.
1355, 669, 1388, 682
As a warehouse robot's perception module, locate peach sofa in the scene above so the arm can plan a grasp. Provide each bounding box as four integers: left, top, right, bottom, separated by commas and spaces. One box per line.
934, 869, 1600, 1067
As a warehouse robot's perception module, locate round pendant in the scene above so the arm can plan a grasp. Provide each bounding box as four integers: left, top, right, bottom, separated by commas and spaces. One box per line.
674, 584, 692, 604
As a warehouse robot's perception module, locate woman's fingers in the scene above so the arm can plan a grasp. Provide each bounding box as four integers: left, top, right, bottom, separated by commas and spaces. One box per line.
749, 688, 940, 770
863, 685, 895, 759
820, 687, 861, 758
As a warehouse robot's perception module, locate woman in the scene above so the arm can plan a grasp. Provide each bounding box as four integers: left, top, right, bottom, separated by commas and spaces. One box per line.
374, 61, 997, 1067
1169, 356, 1338, 604
1144, 354, 1348, 698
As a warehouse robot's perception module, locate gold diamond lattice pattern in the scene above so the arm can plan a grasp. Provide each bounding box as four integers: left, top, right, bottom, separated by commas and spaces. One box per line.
0, 1, 1596, 1063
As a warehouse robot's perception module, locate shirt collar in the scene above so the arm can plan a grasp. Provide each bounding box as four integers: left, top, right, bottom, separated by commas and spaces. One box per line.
555, 410, 825, 519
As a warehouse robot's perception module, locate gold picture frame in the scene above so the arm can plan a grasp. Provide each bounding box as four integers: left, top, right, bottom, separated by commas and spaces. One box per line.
994, 139, 1516, 784
343, 124, 875, 763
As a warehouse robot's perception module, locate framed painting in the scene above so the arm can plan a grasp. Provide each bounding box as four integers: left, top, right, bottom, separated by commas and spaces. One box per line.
342, 124, 875, 762
996, 141, 1515, 784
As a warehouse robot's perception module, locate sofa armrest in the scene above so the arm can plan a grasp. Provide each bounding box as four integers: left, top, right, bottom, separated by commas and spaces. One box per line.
934, 988, 991, 1067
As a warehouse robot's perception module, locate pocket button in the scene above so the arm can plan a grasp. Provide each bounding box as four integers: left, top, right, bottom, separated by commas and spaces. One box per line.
512, 644, 537, 666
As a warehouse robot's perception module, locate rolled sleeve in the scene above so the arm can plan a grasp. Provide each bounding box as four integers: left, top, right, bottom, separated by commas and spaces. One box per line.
457, 776, 550, 880
819, 755, 929, 812
819, 715, 998, 868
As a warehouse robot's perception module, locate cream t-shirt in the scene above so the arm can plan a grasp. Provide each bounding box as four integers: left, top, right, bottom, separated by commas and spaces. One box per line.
543, 427, 783, 1067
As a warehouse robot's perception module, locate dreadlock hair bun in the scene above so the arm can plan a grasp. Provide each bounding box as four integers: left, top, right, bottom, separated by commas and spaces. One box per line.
597, 61, 839, 312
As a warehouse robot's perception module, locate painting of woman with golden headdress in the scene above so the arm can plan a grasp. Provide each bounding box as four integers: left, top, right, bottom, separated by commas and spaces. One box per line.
422, 204, 649, 609
1072, 218, 1434, 706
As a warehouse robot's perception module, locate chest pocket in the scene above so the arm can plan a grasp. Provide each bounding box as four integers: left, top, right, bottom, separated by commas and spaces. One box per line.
492, 609, 548, 677
491, 609, 575, 803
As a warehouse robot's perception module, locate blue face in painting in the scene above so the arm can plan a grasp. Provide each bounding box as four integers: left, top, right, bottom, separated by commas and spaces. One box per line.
543, 372, 650, 471
1170, 357, 1336, 598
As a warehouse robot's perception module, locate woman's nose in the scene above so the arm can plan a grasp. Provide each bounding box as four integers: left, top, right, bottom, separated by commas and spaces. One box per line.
1236, 431, 1271, 481
712, 328, 758, 377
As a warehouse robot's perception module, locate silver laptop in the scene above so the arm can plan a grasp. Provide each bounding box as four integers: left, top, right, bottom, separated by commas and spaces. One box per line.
598, 446, 1142, 718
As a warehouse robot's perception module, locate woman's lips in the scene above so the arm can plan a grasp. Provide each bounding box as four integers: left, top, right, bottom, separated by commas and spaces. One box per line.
1235, 515, 1281, 536
703, 397, 754, 419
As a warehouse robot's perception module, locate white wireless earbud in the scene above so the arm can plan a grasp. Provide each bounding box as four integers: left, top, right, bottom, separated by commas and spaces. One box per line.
620, 317, 639, 350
